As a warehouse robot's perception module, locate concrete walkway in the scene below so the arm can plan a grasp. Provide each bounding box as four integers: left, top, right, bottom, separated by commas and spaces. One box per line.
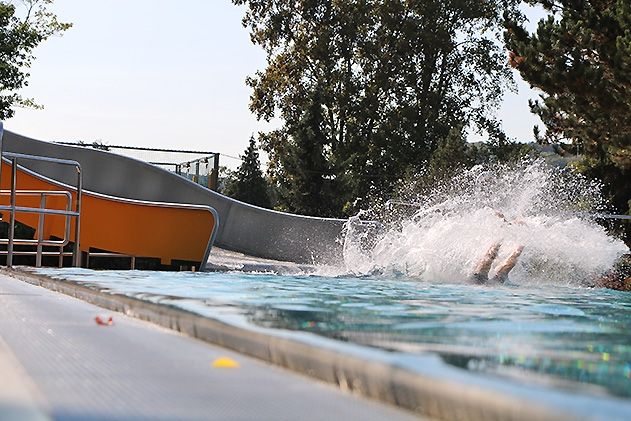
0, 273, 419, 421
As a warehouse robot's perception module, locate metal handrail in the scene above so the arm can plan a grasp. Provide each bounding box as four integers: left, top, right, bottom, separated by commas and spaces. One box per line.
0, 190, 73, 248
1, 152, 83, 268
1, 206, 79, 217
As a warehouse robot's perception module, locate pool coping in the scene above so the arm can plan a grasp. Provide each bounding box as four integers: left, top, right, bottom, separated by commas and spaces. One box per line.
1, 267, 613, 421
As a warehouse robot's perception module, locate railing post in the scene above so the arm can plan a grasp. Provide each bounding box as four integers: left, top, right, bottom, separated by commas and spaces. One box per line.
0, 121, 4, 192
7, 157, 17, 268
73, 165, 82, 267
209, 153, 219, 191
36, 193, 46, 267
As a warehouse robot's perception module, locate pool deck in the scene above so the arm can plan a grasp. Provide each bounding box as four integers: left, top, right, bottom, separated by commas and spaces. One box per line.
0, 272, 420, 421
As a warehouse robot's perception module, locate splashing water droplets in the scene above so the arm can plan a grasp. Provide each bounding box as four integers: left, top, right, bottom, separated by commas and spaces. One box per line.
341, 160, 628, 285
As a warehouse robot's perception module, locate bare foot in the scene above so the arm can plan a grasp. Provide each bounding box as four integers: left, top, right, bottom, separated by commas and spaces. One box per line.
491, 245, 524, 284
471, 242, 502, 284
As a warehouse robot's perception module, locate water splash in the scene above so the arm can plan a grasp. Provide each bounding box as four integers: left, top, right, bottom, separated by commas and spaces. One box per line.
341, 159, 629, 285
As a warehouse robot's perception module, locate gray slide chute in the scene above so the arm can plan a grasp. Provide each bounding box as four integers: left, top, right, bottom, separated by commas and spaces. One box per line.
2, 130, 346, 264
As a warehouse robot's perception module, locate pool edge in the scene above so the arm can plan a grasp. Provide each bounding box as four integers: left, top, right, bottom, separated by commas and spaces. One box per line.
2, 267, 583, 421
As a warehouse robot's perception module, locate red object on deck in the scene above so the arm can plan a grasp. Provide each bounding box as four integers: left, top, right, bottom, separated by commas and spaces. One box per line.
95, 315, 113, 326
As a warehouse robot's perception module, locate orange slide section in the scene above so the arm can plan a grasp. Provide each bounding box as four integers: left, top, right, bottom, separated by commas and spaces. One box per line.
0, 160, 217, 267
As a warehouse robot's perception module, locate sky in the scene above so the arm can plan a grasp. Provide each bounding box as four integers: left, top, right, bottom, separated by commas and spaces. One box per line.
6, 0, 546, 169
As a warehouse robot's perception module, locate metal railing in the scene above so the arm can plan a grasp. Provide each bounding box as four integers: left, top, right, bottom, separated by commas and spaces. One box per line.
0, 190, 73, 267
0, 152, 83, 268
56, 141, 221, 191
175, 154, 220, 190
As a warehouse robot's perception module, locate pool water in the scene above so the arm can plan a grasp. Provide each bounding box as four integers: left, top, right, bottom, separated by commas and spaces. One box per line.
35, 268, 631, 399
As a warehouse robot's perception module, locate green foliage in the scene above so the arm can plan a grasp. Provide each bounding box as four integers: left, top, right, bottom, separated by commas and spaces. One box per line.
393, 136, 535, 206
223, 135, 272, 208
425, 126, 535, 181
505, 0, 631, 212
0, 0, 71, 119
482, 137, 536, 163
269, 89, 340, 216
426, 125, 474, 180
234, 0, 519, 216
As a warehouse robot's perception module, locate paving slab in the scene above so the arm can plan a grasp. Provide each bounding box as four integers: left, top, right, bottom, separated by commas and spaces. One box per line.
0, 273, 420, 421
0, 335, 49, 421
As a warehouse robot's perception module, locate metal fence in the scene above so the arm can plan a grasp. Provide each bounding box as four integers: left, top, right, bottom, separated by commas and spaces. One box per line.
0, 153, 83, 268
56, 142, 220, 190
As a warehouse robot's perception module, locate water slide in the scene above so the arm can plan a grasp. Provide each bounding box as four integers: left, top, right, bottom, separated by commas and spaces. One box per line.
1, 129, 345, 266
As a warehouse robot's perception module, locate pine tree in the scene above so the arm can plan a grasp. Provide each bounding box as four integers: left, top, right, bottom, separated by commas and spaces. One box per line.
224, 136, 271, 208
505, 0, 631, 212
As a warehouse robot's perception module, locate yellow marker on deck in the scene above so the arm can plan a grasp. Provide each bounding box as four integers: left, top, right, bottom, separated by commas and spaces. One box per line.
212, 357, 240, 368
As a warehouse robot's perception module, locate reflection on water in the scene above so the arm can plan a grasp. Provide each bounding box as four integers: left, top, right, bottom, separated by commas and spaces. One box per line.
36, 268, 631, 399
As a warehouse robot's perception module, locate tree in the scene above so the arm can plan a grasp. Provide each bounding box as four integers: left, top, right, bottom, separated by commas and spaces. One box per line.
505, 0, 631, 212
269, 89, 340, 216
426, 124, 474, 179
234, 0, 519, 216
0, 0, 71, 119
223, 135, 272, 208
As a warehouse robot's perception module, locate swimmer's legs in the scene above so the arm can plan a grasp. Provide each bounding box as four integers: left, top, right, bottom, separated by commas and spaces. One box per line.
471, 242, 502, 284
491, 245, 524, 284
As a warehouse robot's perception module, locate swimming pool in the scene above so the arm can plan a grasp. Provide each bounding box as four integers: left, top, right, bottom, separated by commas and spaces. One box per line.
34, 267, 631, 401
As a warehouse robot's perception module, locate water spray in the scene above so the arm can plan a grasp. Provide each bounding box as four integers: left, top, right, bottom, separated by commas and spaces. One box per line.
341, 159, 629, 285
